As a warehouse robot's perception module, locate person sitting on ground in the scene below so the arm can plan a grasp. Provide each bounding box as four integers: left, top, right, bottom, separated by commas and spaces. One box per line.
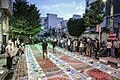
16, 44, 24, 57
91, 42, 97, 59
98, 46, 107, 57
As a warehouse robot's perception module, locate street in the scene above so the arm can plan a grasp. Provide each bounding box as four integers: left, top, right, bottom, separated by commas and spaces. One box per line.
15, 43, 120, 80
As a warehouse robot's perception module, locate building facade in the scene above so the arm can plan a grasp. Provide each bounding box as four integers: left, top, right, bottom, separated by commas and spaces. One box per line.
86, 0, 120, 38
105, 0, 120, 32
0, 0, 13, 49
86, 0, 97, 10
40, 17, 46, 27
43, 13, 67, 37
72, 14, 81, 19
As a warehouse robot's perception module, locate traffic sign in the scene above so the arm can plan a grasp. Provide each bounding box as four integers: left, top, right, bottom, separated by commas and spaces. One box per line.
108, 32, 117, 41
96, 24, 101, 32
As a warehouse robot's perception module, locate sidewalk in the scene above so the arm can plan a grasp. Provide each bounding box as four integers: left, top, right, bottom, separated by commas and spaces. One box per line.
0, 54, 8, 80
0, 47, 18, 80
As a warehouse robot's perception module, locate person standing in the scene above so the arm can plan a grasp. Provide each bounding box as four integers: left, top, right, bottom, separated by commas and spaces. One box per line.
118, 39, 120, 59
92, 40, 98, 58
52, 38, 57, 53
83, 42, 87, 56
73, 39, 77, 52
42, 39, 48, 59
67, 38, 71, 51
60, 38, 64, 48
106, 40, 112, 57
95, 38, 99, 53
5, 41, 13, 70
79, 40, 83, 55
114, 39, 120, 59
87, 37, 92, 57
76, 38, 80, 52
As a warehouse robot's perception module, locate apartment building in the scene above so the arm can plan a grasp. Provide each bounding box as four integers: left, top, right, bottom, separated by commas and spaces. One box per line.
72, 14, 81, 19
105, 0, 120, 32
43, 13, 66, 37
0, 0, 13, 49
86, 0, 120, 38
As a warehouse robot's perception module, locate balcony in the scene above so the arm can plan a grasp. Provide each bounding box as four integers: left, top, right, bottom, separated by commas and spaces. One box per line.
0, 0, 13, 16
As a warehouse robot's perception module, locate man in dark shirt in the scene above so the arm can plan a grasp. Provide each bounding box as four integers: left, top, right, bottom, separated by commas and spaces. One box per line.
42, 39, 48, 59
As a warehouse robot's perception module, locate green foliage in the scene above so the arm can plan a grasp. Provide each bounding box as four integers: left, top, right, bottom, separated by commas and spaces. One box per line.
84, 0, 105, 28
44, 32, 50, 37
9, 0, 41, 39
61, 33, 66, 38
67, 18, 86, 37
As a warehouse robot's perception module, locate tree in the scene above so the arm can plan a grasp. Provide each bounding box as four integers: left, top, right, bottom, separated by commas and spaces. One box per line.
84, 0, 105, 28
9, 0, 41, 40
67, 18, 85, 37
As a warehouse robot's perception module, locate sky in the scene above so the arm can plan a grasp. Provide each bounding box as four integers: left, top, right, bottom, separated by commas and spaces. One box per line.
27, 0, 86, 20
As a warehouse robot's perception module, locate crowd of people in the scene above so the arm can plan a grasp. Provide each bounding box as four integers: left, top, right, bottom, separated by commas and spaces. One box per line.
1, 38, 25, 70
1, 36, 120, 70
51, 37, 120, 59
